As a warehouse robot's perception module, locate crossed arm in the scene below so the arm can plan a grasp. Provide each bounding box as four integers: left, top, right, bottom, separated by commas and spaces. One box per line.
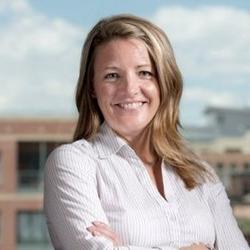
44, 146, 183, 249
87, 221, 210, 250
44, 146, 249, 250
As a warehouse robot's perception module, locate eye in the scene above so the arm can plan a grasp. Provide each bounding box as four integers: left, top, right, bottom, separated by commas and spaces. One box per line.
138, 70, 154, 79
104, 73, 119, 81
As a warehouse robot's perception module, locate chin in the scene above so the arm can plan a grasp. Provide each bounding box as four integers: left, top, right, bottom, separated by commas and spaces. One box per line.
113, 123, 148, 137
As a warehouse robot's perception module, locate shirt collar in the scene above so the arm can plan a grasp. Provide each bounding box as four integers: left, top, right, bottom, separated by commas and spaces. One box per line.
91, 122, 131, 159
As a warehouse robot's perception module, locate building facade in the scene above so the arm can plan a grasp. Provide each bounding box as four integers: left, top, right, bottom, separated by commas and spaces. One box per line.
0, 113, 249, 249
0, 118, 75, 250
187, 108, 250, 203
184, 106, 250, 242
205, 107, 250, 137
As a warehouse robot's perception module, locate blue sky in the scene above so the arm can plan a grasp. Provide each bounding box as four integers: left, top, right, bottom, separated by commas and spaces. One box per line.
31, 0, 250, 28
0, 0, 250, 125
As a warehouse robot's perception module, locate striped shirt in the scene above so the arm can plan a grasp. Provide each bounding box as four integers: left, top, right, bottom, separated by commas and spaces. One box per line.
44, 123, 249, 250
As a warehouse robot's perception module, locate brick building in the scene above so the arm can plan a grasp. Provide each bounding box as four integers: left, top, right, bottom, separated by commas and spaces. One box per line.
0, 116, 249, 249
183, 106, 250, 243
0, 118, 75, 250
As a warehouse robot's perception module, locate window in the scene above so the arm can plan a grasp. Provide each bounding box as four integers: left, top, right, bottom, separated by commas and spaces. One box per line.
243, 178, 250, 196
230, 163, 237, 173
244, 162, 250, 172
216, 162, 223, 170
17, 211, 51, 248
216, 115, 225, 125
18, 142, 64, 191
215, 162, 223, 175
225, 148, 241, 153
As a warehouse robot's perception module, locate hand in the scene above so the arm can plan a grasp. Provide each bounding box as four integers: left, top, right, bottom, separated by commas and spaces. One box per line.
180, 243, 211, 250
87, 221, 121, 246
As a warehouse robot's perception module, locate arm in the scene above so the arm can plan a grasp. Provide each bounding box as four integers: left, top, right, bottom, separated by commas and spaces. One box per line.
44, 145, 113, 249
43, 144, 178, 250
88, 222, 210, 250
205, 181, 249, 250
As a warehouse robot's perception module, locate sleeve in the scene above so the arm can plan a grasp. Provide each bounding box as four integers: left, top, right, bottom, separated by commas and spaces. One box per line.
43, 144, 178, 250
205, 181, 250, 250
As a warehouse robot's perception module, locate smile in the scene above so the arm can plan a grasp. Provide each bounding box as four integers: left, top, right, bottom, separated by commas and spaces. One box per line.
115, 102, 145, 110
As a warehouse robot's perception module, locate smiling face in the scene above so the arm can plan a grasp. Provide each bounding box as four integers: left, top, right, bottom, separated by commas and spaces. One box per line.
93, 38, 160, 141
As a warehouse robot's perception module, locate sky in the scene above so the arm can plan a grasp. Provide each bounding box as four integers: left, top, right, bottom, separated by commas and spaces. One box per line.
0, 0, 250, 126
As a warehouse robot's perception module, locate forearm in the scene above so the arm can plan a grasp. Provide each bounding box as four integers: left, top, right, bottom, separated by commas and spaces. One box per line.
114, 246, 178, 250
44, 147, 179, 250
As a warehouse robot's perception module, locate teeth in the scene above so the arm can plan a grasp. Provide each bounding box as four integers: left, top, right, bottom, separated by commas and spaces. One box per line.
118, 102, 143, 109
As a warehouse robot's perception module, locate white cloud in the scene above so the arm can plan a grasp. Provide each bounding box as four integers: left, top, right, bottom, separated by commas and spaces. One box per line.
152, 6, 250, 85
152, 5, 250, 125
180, 86, 244, 126
183, 87, 237, 107
0, 16, 82, 59
0, 0, 84, 117
0, 0, 31, 13
0, 2, 249, 125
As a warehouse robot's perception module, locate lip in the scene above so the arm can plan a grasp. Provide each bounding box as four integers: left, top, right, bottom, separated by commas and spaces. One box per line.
112, 100, 148, 105
112, 101, 148, 110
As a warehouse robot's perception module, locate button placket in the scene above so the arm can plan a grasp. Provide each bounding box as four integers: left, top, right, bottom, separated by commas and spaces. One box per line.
128, 156, 169, 209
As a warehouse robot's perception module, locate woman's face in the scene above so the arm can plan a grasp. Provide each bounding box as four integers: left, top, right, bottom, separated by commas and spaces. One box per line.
93, 38, 160, 140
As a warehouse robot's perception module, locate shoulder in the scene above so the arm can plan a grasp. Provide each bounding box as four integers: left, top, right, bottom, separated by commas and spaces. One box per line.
202, 161, 220, 183
45, 139, 97, 176
50, 139, 95, 158
198, 161, 227, 200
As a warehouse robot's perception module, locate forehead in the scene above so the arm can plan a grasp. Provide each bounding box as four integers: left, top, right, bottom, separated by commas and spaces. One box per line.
93, 38, 152, 67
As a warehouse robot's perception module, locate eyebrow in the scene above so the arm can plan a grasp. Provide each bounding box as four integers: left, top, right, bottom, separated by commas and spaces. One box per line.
103, 64, 152, 70
137, 64, 152, 68
103, 66, 119, 70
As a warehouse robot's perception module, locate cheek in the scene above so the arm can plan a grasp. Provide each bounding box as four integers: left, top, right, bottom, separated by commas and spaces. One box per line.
94, 84, 115, 104
145, 83, 160, 101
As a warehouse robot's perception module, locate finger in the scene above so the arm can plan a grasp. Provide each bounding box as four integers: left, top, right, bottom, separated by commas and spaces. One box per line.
87, 226, 97, 233
87, 227, 101, 236
87, 221, 108, 234
92, 221, 115, 234
190, 243, 210, 250
87, 224, 120, 245
92, 228, 119, 246
92, 221, 108, 227
91, 225, 118, 241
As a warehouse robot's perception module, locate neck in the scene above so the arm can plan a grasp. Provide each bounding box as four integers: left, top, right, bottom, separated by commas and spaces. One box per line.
123, 128, 158, 165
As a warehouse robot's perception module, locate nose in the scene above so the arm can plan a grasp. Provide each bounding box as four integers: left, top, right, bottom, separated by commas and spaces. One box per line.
120, 72, 139, 96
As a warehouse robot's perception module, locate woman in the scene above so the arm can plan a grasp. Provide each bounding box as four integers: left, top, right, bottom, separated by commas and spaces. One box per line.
44, 14, 249, 250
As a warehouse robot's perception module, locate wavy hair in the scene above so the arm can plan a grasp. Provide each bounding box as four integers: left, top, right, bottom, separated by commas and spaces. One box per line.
73, 14, 213, 189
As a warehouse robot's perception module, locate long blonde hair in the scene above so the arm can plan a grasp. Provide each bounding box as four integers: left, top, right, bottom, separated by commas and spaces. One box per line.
73, 14, 212, 189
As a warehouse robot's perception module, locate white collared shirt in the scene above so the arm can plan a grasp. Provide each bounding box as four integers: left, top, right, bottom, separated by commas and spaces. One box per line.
44, 123, 249, 250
